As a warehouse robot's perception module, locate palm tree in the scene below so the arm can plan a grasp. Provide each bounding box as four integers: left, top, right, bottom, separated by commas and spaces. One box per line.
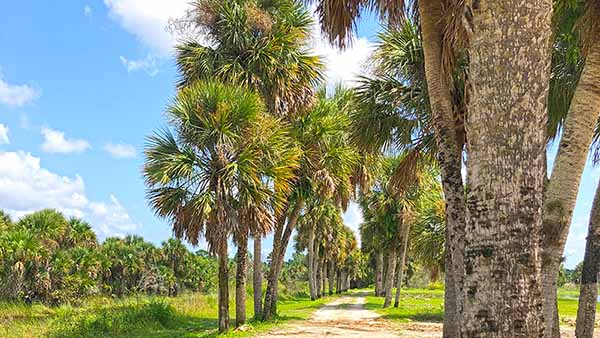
575, 179, 600, 338
144, 81, 297, 332
260, 86, 358, 317
172, 0, 324, 320
540, 2, 600, 334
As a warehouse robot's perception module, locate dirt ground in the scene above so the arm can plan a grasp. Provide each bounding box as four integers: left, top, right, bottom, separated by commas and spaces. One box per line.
254, 293, 599, 338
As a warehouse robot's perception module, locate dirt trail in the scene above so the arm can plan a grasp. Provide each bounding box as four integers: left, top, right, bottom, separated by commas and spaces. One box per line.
253, 293, 597, 338
254, 293, 399, 337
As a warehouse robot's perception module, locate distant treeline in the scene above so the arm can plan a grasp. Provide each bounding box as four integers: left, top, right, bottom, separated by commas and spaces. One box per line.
0, 209, 218, 305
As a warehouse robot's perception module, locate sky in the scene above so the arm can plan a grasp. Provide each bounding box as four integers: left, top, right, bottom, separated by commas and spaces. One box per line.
0, 1, 593, 269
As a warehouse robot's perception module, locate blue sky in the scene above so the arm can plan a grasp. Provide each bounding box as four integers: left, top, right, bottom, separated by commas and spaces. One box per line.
0, 1, 592, 268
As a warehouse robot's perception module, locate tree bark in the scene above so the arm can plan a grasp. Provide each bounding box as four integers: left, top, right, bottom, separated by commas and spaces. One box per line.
316, 256, 322, 299
329, 261, 335, 295
383, 245, 397, 308
542, 38, 600, 338
375, 251, 384, 297
463, 0, 553, 336
308, 224, 317, 300
235, 236, 248, 327
575, 182, 600, 338
322, 261, 327, 297
253, 236, 263, 321
418, 0, 467, 335
218, 242, 230, 333
394, 224, 411, 307
262, 199, 304, 320
336, 269, 341, 294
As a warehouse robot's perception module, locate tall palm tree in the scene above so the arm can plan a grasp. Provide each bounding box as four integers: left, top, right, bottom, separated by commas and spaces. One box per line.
575, 179, 600, 338
143, 81, 298, 332
311, 1, 468, 332
540, 2, 600, 335
263, 86, 358, 318
172, 0, 324, 320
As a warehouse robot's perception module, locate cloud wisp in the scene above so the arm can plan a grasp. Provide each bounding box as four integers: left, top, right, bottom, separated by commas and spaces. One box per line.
41, 127, 91, 154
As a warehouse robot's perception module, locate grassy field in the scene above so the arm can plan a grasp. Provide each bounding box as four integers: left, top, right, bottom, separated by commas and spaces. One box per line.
2, 287, 597, 337
362, 288, 599, 327
0, 290, 338, 338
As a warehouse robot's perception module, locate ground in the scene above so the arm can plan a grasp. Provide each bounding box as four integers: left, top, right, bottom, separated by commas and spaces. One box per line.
0, 288, 597, 337
254, 290, 600, 338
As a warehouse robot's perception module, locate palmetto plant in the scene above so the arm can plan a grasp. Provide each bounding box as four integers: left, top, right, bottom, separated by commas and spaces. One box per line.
174, 0, 324, 116
143, 80, 298, 332
172, 0, 324, 321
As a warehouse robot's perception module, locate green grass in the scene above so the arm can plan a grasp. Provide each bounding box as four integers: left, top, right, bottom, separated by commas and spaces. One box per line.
360, 287, 600, 327
0, 291, 340, 338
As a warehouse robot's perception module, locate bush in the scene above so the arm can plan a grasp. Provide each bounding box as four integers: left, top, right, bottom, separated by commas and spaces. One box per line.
48, 299, 174, 338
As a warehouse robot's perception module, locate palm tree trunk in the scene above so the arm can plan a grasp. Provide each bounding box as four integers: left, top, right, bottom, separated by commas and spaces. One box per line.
336, 269, 341, 294
462, 0, 552, 336
418, 0, 466, 335
316, 259, 322, 298
218, 242, 230, 333
575, 181, 600, 338
328, 261, 335, 295
263, 199, 304, 320
394, 224, 411, 307
308, 224, 317, 300
375, 251, 384, 297
253, 236, 262, 321
383, 245, 397, 308
541, 38, 600, 338
321, 260, 327, 297
235, 236, 248, 327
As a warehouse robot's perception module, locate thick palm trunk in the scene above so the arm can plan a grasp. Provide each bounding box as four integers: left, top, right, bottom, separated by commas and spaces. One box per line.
235, 236, 248, 327
328, 261, 335, 295
394, 224, 410, 307
253, 236, 262, 320
262, 199, 304, 320
383, 246, 397, 308
463, 0, 552, 336
541, 38, 600, 338
575, 182, 600, 338
218, 243, 230, 333
418, 0, 466, 335
375, 251, 384, 297
336, 269, 341, 294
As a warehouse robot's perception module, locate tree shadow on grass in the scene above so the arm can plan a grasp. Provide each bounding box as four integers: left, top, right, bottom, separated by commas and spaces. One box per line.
379, 311, 444, 323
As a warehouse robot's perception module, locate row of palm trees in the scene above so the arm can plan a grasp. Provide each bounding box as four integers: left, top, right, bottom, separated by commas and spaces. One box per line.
0, 209, 219, 304
313, 0, 600, 336
145, 0, 600, 336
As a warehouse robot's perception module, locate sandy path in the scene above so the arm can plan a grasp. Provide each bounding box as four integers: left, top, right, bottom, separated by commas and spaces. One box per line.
254, 293, 399, 337
253, 293, 599, 338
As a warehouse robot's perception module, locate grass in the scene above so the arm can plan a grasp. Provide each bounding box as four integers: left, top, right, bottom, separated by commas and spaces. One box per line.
0, 290, 340, 338
361, 287, 600, 327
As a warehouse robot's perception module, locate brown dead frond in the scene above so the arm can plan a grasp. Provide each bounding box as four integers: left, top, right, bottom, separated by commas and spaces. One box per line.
389, 148, 421, 195
441, 0, 471, 81
246, 3, 273, 34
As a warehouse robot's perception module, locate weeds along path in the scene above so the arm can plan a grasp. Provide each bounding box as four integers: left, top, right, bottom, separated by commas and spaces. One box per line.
254, 292, 399, 337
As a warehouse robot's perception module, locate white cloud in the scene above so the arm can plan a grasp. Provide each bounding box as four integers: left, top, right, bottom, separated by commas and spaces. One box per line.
104, 143, 136, 159
0, 151, 141, 238
41, 127, 90, 154
342, 202, 364, 245
119, 55, 158, 76
103, 0, 191, 56
84, 5, 93, 17
309, 6, 375, 88
0, 74, 39, 107
0, 124, 9, 144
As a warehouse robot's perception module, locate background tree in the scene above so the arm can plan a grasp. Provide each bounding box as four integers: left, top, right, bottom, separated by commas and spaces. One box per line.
143, 81, 297, 332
